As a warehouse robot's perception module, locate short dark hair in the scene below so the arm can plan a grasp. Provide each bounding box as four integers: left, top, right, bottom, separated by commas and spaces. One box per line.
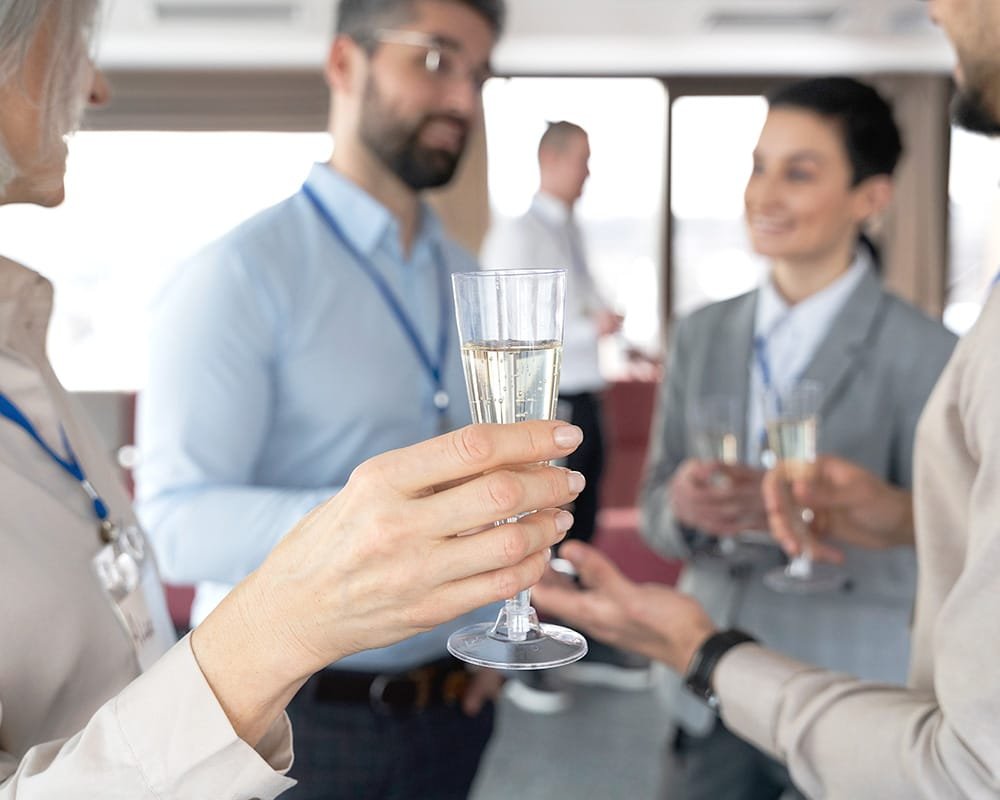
538, 120, 587, 158
335, 0, 505, 41
766, 77, 903, 186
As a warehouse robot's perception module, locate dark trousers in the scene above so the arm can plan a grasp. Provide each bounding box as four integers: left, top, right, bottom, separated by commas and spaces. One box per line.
560, 391, 605, 544
284, 673, 495, 800
661, 720, 807, 800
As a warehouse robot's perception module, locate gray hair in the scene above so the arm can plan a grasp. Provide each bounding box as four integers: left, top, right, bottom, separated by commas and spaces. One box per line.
0, 0, 100, 197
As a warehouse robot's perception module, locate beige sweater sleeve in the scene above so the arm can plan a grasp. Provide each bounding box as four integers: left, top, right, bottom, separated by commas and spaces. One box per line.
713, 646, 996, 800
0, 637, 295, 799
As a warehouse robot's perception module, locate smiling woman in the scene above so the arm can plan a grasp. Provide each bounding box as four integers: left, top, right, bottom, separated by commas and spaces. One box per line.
637, 76, 957, 800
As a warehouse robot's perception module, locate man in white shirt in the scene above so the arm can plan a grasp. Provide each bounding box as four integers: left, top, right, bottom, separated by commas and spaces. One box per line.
482, 121, 621, 546
483, 122, 644, 708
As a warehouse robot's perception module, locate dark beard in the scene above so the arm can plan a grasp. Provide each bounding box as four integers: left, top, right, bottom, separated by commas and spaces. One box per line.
383, 130, 464, 190
359, 76, 468, 191
952, 87, 1000, 135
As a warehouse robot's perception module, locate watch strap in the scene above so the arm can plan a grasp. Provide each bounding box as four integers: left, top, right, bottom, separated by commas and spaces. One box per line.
683, 629, 757, 710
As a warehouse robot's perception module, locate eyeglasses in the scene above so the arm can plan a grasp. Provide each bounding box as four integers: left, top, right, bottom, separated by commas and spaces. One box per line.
369, 28, 493, 92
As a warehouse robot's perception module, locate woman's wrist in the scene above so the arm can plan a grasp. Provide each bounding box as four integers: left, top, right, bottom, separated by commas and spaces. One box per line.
190, 574, 311, 746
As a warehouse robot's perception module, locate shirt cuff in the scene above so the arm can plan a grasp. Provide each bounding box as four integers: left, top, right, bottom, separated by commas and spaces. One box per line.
712, 643, 816, 760
113, 634, 296, 800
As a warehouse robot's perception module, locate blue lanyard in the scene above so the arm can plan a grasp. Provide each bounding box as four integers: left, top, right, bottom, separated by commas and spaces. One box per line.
0, 392, 109, 522
300, 181, 452, 416
752, 334, 773, 393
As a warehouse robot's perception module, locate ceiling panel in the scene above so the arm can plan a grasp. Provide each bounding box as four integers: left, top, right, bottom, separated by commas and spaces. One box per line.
95, 0, 953, 73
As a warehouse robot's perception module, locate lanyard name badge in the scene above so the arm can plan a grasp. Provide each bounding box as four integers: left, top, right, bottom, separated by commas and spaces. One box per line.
301, 180, 453, 433
0, 393, 173, 670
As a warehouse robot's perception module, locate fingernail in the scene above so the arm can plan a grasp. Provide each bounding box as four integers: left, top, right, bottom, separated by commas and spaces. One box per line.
555, 510, 574, 532
554, 424, 583, 448
567, 470, 586, 493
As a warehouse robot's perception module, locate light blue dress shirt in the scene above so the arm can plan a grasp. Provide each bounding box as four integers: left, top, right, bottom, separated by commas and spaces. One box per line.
746, 250, 869, 464
136, 163, 492, 672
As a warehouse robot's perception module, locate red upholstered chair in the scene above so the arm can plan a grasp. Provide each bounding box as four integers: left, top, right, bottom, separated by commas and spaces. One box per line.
594, 380, 682, 586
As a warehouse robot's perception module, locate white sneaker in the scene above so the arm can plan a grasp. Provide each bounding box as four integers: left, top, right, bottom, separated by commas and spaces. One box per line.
503, 672, 573, 714
561, 641, 653, 691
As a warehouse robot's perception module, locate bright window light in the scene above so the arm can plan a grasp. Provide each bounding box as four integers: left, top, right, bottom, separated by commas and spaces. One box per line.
1, 131, 332, 390
482, 77, 668, 375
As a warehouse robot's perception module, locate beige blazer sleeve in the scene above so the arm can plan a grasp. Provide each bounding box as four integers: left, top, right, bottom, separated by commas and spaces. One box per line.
0, 637, 295, 799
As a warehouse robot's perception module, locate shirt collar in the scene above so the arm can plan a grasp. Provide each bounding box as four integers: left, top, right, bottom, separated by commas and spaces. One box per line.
531, 192, 573, 226
754, 247, 872, 338
304, 163, 445, 259
0, 257, 53, 359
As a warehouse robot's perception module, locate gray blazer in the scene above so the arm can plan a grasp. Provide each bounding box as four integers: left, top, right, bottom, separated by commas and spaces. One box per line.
640, 267, 957, 734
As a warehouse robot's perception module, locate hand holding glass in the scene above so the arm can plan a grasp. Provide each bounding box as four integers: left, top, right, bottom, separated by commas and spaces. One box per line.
762, 380, 848, 594
446, 269, 588, 669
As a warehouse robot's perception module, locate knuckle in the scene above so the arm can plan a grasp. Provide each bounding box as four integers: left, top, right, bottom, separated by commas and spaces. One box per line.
547, 467, 570, 501
500, 525, 532, 565
349, 457, 379, 487
484, 471, 524, 515
494, 567, 527, 600
453, 425, 495, 468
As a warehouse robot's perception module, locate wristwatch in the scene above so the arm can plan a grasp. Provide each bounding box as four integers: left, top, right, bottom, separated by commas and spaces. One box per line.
683, 629, 758, 710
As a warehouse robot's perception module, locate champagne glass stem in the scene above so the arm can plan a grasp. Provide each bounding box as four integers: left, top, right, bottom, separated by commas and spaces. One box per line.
504, 589, 533, 641
786, 506, 816, 578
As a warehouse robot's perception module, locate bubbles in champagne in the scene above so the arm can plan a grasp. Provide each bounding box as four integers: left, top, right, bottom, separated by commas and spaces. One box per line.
461, 340, 562, 424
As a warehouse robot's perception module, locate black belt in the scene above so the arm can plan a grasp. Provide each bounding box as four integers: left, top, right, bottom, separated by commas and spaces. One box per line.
311, 657, 471, 716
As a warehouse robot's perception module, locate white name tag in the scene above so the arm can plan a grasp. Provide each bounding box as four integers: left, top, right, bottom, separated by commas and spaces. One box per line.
92, 525, 174, 671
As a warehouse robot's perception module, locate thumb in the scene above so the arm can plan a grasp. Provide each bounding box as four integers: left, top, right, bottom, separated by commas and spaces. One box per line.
559, 541, 626, 593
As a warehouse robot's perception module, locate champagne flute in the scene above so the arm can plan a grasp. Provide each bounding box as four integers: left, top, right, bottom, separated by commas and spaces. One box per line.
762, 380, 848, 593
446, 269, 588, 669
691, 395, 743, 557
691, 395, 774, 559
691, 395, 741, 476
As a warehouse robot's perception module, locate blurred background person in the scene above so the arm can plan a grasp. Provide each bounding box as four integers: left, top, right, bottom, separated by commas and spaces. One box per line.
483, 120, 621, 549
0, 1, 582, 797
639, 76, 956, 800
482, 120, 647, 712
136, 0, 510, 797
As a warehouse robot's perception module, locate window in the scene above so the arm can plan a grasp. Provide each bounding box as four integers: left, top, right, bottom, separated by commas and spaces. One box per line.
670, 95, 768, 316
1, 131, 331, 390
482, 77, 668, 376
944, 125, 1000, 334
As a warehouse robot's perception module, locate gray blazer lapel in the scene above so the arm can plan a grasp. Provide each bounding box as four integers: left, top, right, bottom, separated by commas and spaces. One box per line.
698, 291, 758, 444
800, 268, 886, 416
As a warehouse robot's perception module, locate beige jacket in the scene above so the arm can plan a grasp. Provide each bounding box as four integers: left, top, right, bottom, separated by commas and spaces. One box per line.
0, 257, 294, 798
713, 286, 1000, 799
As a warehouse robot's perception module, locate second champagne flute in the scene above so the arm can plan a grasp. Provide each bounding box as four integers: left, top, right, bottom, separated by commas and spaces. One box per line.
446, 269, 588, 670
762, 380, 848, 594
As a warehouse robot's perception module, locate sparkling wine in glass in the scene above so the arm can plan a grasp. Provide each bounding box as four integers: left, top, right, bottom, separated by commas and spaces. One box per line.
446, 269, 588, 670
762, 380, 848, 594
691, 395, 746, 557
691, 395, 741, 474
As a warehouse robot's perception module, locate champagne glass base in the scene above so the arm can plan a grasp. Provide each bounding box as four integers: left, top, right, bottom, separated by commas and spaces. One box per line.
763, 562, 848, 594
447, 622, 588, 670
